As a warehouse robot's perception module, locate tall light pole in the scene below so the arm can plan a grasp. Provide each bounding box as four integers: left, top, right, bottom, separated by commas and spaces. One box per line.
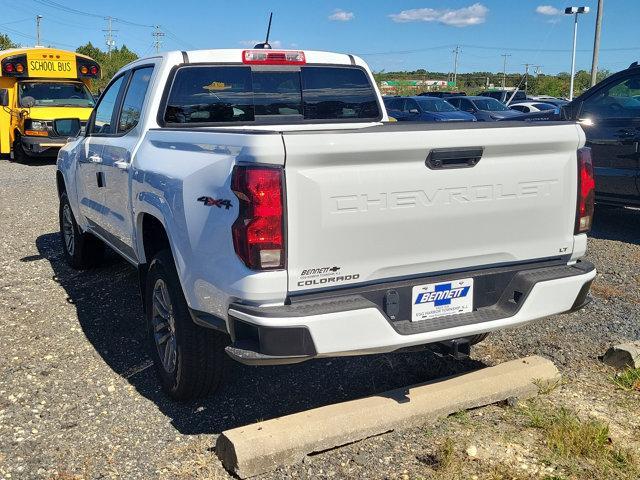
452, 45, 460, 87
565, 6, 590, 101
35, 15, 43, 47
590, 0, 604, 86
501, 53, 511, 89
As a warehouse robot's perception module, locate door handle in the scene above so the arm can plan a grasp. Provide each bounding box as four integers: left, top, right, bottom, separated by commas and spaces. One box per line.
88, 155, 102, 164
426, 147, 484, 169
113, 160, 129, 171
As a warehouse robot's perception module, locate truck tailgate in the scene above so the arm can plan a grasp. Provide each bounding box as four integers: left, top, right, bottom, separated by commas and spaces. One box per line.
283, 123, 583, 293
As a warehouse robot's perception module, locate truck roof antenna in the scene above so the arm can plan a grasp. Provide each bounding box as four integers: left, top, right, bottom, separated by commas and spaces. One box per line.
254, 13, 273, 49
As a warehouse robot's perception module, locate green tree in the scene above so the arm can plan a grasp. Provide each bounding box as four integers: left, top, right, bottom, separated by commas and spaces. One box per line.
76, 42, 139, 91
0, 33, 18, 51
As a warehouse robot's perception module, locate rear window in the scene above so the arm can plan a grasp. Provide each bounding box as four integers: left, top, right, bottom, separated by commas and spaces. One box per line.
162, 65, 380, 124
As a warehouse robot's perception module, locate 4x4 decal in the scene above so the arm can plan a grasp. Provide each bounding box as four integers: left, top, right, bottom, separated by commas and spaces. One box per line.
197, 196, 232, 209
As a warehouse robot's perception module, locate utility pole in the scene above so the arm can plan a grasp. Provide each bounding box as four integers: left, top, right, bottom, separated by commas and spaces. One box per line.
153, 25, 165, 53
523, 63, 532, 95
103, 16, 117, 55
590, 0, 604, 86
452, 45, 460, 87
501, 53, 511, 89
35, 15, 42, 46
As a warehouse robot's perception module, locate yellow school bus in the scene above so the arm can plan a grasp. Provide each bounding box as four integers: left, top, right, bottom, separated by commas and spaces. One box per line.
0, 47, 99, 161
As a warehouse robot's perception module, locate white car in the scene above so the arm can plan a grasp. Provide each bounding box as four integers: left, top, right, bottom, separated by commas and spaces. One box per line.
56, 48, 596, 400
509, 101, 558, 113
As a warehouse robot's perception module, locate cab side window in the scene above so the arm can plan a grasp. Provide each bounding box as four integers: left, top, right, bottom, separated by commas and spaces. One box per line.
89, 75, 125, 135
581, 74, 640, 119
118, 67, 154, 133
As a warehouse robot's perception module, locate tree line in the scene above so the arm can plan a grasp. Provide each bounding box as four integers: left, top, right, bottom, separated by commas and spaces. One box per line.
374, 68, 612, 98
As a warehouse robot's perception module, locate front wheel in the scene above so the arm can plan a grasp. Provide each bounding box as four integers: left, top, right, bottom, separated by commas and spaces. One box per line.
11, 134, 28, 163
59, 192, 104, 269
145, 249, 228, 400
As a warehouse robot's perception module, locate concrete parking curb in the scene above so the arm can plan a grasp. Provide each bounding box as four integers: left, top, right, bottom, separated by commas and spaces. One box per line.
216, 355, 559, 478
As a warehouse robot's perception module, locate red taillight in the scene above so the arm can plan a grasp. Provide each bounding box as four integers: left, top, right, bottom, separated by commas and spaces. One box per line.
575, 147, 595, 234
231, 166, 284, 270
242, 50, 306, 65
90, 65, 98, 75
4, 63, 14, 73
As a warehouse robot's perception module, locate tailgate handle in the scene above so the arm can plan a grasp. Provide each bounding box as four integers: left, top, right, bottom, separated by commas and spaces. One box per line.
426, 147, 484, 170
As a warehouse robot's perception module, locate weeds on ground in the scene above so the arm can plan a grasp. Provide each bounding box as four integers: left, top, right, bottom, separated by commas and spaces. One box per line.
612, 368, 640, 392
532, 377, 563, 395
449, 409, 472, 425
417, 437, 459, 477
518, 402, 638, 478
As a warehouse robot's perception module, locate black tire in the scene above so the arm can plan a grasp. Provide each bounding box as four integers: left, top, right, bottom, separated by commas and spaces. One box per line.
12, 133, 28, 163
467, 333, 490, 345
145, 249, 228, 400
59, 192, 104, 269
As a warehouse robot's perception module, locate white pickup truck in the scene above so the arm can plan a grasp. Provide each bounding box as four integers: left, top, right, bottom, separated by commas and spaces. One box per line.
56, 48, 596, 400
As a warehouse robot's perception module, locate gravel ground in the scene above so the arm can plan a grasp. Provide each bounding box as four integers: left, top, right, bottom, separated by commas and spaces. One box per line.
0, 158, 638, 480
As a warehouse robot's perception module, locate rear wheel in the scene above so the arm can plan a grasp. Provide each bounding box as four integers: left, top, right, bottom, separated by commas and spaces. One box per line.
145, 249, 228, 400
59, 192, 104, 269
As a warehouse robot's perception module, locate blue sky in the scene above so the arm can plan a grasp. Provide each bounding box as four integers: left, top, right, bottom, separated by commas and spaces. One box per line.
0, 0, 636, 75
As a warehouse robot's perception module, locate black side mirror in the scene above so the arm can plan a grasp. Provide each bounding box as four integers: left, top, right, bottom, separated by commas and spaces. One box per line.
562, 100, 583, 121
0, 89, 8, 107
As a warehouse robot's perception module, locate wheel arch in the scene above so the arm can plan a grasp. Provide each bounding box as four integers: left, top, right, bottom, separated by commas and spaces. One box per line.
56, 170, 66, 197
136, 212, 175, 311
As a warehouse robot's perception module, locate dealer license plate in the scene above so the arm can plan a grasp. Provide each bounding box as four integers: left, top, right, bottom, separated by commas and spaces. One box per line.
411, 278, 474, 322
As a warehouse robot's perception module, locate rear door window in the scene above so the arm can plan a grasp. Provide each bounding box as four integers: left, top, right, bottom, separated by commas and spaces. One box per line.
162, 65, 380, 124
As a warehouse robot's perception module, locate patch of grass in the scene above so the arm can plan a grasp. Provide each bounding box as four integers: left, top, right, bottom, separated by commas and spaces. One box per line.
449, 409, 471, 425
519, 403, 637, 476
532, 377, 563, 395
417, 437, 458, 474
612, 368, 640, 392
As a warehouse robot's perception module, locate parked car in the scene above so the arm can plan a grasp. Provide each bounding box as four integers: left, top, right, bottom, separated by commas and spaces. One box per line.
531, 97, 569, 108
507, 62, 640, 207
447, 96, 524, 121
478, 89, 528, 105
384, 96, 476, 122
56, 48, 595, 400
418, 91, 467, 98
509, 102, 558, 113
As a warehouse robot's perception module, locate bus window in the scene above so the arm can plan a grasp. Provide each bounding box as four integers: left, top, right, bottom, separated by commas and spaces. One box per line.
18, 81, 95, 108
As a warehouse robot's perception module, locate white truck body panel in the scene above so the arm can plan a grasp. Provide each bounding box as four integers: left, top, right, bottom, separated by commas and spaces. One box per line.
284, 123, 584, 292
56, 48, 596, 367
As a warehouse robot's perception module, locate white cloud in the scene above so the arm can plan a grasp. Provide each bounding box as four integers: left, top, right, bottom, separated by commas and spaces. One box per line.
536, 5, 561, 16
329, 9, 354, 21
238, 39, 283, 49
389, 3, 488, 27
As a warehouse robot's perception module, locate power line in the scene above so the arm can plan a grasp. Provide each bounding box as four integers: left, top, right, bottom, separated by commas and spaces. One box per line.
32, 0, 154, 28
358, 43, 640, 56
163, 27, 196, 50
